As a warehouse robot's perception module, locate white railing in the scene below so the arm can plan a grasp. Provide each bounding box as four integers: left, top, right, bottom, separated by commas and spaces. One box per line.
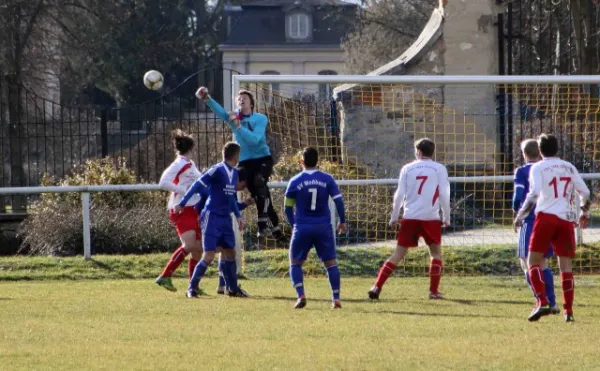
2, 173, 599, 259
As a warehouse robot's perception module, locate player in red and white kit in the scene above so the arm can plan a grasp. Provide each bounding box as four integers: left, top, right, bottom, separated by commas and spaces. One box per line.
368, 138, 451, 300
513, 134, 590, 322
155, 130, 203, 292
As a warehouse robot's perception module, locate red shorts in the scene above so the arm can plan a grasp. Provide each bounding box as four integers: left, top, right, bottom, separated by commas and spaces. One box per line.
396, 219, 442, 247
529, 212, 576, 257
169, 207, 201, 240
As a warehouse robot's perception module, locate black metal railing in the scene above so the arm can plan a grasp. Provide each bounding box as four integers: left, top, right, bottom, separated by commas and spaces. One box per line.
0, 68, 241, 214
496, 0, 600, 174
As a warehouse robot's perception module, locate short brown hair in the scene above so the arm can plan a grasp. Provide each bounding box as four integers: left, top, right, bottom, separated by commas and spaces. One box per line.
222, 141, 241, 161
172, 129, 194, 155
538, 134, 559, 157
520, 139, 540, 159
237, 89, 255, 111
415, 138, 435, 157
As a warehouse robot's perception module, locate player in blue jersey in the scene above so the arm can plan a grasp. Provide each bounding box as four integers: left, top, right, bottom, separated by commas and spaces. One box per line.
284, 147, 347, 309
513, 139, 559, 314
196, 86, 285, 242
175, 142, 249, 298
194, 180, 254, 295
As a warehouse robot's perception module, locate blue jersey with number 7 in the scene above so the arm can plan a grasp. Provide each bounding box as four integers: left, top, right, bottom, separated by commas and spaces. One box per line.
285, 170, 341, 225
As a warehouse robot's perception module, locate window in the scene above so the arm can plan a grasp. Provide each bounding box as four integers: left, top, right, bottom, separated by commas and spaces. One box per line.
260, 70, 280, 103
288, 13, 309, 40
318, 70, 337, 100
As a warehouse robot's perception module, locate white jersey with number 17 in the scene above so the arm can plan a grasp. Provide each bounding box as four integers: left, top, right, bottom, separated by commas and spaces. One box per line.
527, 157, 590, 222
390, 159, 451, 224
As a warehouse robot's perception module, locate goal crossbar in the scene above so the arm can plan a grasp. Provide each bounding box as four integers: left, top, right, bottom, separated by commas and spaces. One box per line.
233, 74, 600, 87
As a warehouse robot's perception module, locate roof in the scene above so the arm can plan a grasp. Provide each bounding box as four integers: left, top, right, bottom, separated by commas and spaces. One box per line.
222, 1, 357, 46
333, 3, 445, 95
243, 0, 355, 7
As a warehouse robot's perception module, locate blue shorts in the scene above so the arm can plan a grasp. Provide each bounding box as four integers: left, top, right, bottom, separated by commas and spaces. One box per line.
200, 210, 235, 252
290, 224, 336, 262
518, 218, 554, 258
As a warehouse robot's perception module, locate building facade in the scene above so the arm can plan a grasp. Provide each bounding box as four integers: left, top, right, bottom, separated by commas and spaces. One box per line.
220, 0, 357, 109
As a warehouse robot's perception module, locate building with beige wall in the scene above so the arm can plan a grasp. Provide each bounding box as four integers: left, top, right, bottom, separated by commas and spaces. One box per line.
220, 0, 357, 109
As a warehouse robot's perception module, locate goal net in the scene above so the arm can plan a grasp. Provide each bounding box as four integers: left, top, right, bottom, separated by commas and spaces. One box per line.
235, 75, 600, 277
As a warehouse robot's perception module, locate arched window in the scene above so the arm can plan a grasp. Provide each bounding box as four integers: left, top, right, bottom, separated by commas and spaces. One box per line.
318, 70, 337, 100
260, 70, 280, 103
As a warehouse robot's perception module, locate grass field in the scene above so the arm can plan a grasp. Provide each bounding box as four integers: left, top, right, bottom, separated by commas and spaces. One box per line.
1, 271, 600, 370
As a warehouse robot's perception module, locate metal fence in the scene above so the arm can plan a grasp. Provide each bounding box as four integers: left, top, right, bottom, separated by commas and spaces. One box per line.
496, 0, 600, 177
0, 68, 241, 214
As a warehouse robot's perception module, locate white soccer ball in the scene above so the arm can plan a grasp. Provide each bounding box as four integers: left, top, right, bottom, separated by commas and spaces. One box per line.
143, 70, 164, 90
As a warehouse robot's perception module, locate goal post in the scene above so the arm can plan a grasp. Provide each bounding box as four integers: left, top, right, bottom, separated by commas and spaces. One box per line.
3, 75, 600, 277
231, 74, 600, 276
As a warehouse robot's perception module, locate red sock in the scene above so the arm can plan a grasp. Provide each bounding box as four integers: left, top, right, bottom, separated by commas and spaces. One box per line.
429, 258, 443, 294
188, 258, 199, 279
160, 247, 188, 278
528, 264, 548, 306
561, 272, 574, 314
374, 261, 396, 289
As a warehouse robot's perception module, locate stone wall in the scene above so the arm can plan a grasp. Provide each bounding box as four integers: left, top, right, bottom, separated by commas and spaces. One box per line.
334, 0, 502, 178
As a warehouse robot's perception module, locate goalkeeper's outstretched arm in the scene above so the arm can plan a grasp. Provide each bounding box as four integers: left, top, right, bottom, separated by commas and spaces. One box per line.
195, 87, 238, 131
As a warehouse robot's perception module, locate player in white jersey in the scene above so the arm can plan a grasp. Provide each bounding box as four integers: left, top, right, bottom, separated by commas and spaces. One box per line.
368, 138, 451, 300
514, 134, 590, 322
155, 130, 203, 292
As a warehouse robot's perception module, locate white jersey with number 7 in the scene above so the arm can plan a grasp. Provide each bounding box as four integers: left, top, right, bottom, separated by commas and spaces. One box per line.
390, 159, 451, 224
526, 157, 590, 222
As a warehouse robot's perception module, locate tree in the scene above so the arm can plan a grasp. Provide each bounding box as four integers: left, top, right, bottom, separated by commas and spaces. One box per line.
341, 0, 438, 74
0, 0, 64, 211
0, 0, 231, 212
60, 0, 227, 105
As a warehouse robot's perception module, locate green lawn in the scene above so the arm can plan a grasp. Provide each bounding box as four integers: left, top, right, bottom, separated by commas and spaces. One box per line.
2, 243, 600, 282
1, 276, 600, 370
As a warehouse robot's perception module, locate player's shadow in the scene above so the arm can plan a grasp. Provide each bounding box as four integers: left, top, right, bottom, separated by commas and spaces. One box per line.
355, 308, 513, 319
437, 298, 593, 309
253, 295, 381, 304
89, 259, 135, 279
441, 298, 532, 306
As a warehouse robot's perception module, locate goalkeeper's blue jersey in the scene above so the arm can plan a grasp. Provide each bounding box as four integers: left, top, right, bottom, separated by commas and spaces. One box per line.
285, 170, 341, 225
206, 98, 271, 162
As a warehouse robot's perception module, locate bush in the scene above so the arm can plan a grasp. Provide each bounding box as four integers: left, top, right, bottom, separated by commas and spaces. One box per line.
20, 158, 176, 256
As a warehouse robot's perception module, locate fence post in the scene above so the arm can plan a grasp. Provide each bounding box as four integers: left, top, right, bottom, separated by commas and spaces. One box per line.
82, 192, 92, 259
100, 108, 108, 157
329, 197, 337, 248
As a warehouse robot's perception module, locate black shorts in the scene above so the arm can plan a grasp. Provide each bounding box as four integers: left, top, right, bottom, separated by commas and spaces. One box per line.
238, 156, 273, 183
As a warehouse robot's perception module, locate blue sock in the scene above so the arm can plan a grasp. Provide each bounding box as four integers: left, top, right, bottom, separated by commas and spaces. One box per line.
290, 264, 305, 298
218, 257, 227, 289
225, 260, 238, 292
543, 268, 556, 307
218, 271, 226, 289
326, 264, 341, 301
189, 260, 210, 291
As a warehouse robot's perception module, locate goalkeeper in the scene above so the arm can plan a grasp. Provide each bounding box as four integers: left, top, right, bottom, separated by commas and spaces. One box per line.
196, 86, 285, 241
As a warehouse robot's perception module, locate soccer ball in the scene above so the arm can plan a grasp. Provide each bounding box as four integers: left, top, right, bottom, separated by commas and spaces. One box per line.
143, 70, 164, 90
